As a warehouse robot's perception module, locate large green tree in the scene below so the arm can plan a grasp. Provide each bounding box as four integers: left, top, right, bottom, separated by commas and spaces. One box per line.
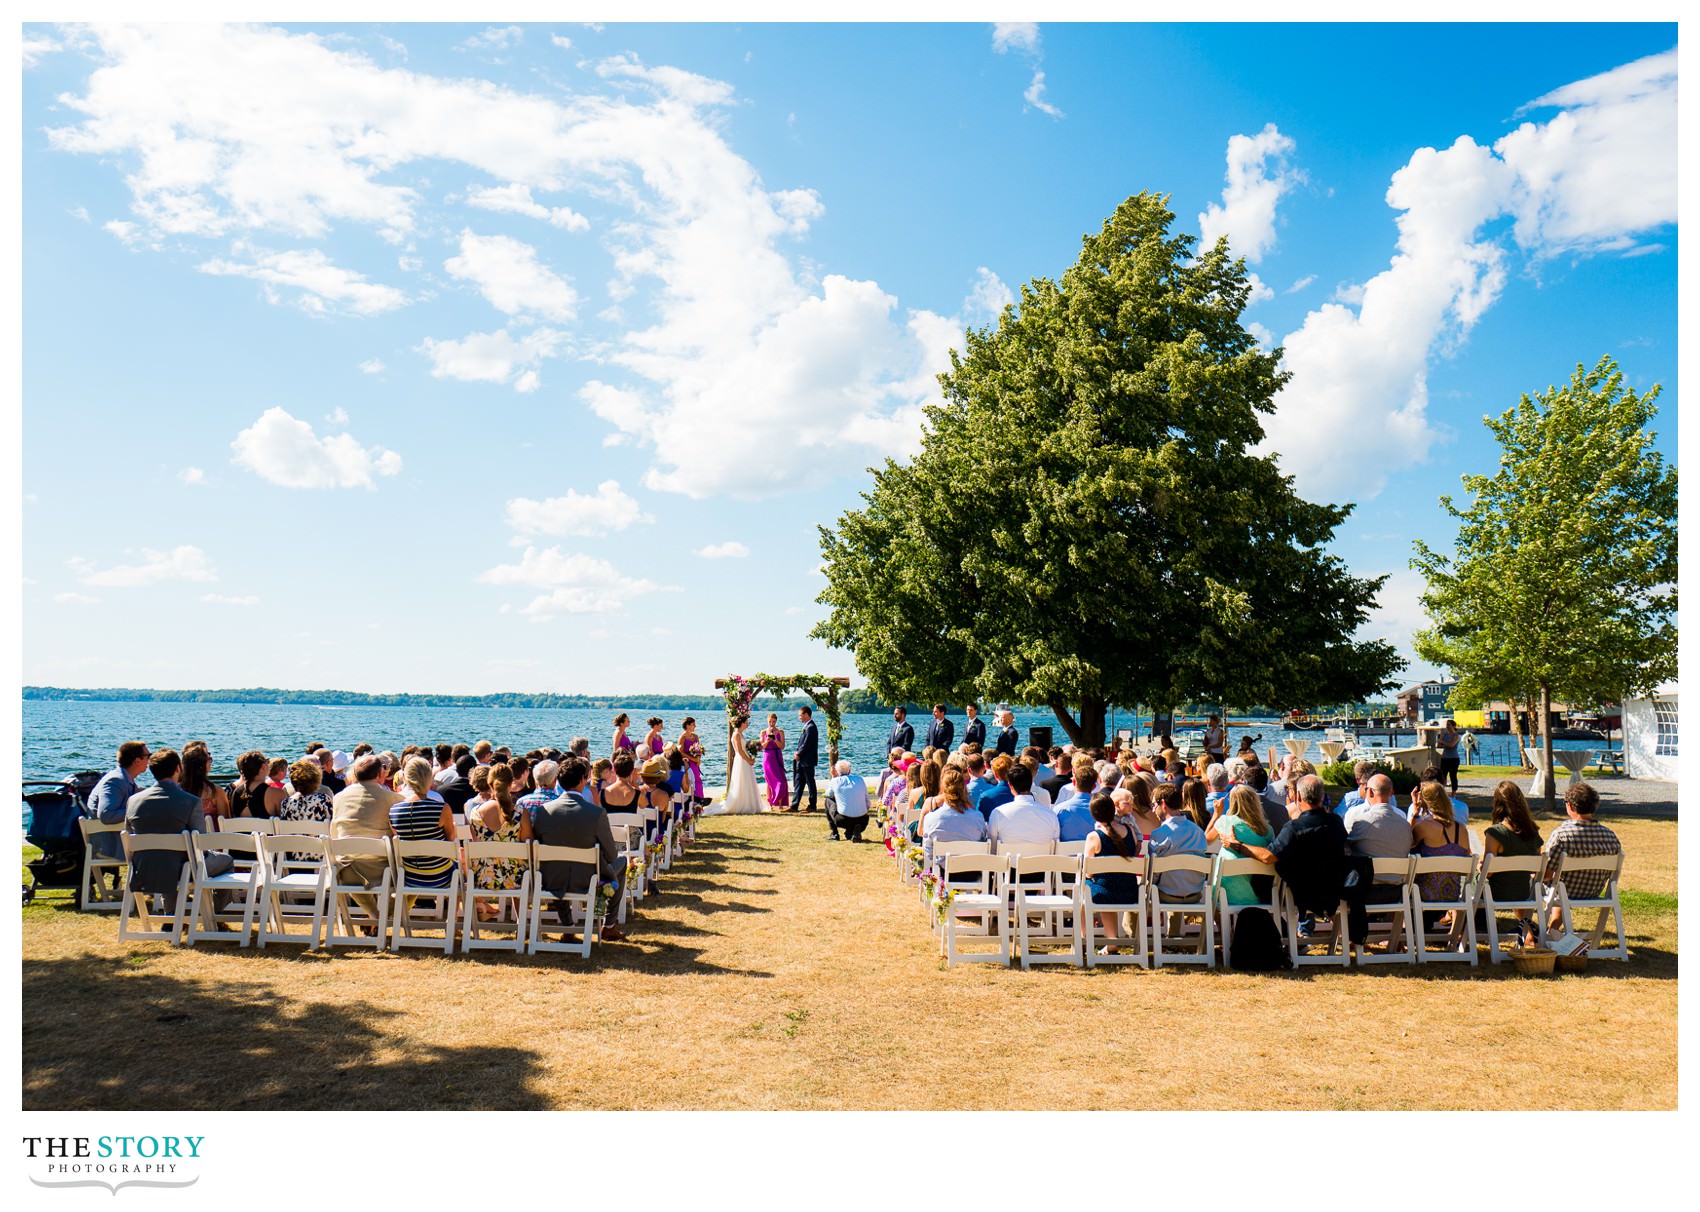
1413, 356, 1677, 810
812, 193, 1402, 746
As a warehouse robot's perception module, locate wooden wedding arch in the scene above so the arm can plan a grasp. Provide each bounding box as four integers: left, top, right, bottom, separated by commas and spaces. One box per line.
714, 675, 851, 767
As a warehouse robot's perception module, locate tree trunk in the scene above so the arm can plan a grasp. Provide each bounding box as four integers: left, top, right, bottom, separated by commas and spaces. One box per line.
1510, 693, 1529, 771
1540, 681, 1556, 816
1047, 696, 1108, 748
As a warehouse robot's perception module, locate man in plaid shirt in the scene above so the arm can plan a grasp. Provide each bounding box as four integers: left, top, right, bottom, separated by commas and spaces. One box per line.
1543, 781, 1621, 928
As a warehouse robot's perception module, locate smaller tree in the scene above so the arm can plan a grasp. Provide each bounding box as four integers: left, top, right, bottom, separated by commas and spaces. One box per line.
1413, 357, 1676, 811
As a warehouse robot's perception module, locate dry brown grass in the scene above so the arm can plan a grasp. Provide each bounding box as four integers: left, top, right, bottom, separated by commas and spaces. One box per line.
21, 815, 1676, 1110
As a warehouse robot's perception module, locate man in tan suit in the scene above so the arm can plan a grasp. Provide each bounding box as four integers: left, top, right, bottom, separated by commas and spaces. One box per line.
330, 754, 398, 914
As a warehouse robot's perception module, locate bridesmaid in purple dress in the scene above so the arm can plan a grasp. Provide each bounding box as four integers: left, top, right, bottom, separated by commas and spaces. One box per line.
761, 712, 790, 809
612, 713, 635, 756
677, 717, 705, 802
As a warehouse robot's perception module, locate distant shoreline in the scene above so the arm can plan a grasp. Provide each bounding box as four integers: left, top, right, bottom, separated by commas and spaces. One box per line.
23, 686, 786, 711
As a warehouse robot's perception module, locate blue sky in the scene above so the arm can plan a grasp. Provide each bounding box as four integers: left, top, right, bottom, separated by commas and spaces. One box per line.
19, 21, 1678, 697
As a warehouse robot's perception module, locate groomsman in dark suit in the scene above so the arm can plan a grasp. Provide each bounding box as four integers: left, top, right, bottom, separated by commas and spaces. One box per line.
994, 709, 1020, 757
926, 703, 955, 753
792, 705, 820, 812
886, 707, 915, 756
963, 703, 986, 750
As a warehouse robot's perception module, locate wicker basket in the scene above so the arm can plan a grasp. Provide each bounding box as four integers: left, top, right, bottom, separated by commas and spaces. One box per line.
1510, 947, 1557, 976
1556, 953, 1589, 974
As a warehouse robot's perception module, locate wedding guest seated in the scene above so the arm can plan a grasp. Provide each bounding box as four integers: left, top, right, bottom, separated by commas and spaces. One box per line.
390, 756, 456, 891
530, 758, 625, 942
438, 754, 477, 814
1410, 763, 1468, 825
1542, 781, 1620, 933
1054, 767, 1097, 841
89, 740, 149, 864
1147, 781, 1209, 902
1235, 775, 1347, 926
1021, 755, 1052, 806
518, 759, 560, 821
921, 766, 988, 872
1411, 780, 1471, 934
279, 758, 334, 858
125, 748, 232, 910
1247, 766, 1288, 834
825, 760, 871, 842
1483, 779, 1543, 946
1039, 747, 1071, 802
1082, 793, 1141, 953
1207, 786, 1275, 905
1180, 778, 1211, 830
1343, 773, 1413, 883
330, 754, 399, 919
972, 755, 1016, 818
986, 761, 1059, 852
601, 753, 640, 816
1123, 778, 1164, 839
1204, 764, 1231, 816
467, 762, 530, 920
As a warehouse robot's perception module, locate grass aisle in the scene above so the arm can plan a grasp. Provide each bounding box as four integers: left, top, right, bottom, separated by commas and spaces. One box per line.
21, 815, 1677, 1110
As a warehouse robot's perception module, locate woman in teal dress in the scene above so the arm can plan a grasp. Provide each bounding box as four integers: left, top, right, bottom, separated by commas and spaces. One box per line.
1207, 785, 1274, 904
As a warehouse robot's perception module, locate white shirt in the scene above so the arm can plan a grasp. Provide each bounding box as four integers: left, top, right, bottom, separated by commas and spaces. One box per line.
1030, 784, 1053, 807
987, 793, 1061, 849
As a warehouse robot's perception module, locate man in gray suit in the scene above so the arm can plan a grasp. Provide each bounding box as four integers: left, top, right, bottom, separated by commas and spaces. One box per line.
530, 758, 626, 941
125, 748, 232, 910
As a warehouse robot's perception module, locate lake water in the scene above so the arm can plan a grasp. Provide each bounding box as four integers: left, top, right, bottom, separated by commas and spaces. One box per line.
20, 699, 1604, 832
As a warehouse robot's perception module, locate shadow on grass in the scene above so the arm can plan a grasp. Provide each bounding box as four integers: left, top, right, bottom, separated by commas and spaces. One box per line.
22, 952, 552, 1110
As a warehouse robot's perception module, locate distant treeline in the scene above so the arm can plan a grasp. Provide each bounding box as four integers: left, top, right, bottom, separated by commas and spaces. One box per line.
23, 686, 1398, 717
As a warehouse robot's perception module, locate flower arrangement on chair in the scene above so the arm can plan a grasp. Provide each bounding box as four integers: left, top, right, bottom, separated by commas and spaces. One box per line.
594, 880, 618, 922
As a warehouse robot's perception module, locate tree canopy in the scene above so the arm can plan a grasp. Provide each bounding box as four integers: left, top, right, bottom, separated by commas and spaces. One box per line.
1413, 356, 1677, 806
812, 193, 1403, 746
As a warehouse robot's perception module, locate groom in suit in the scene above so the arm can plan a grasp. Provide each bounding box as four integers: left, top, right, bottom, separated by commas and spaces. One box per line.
963, 703, 987, 750
994, 709, 1020, 757
793, 705, 820, 813
926, 703, 955, 753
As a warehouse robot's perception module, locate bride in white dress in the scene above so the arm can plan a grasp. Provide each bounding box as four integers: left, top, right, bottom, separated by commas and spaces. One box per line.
707, 713, 762, 815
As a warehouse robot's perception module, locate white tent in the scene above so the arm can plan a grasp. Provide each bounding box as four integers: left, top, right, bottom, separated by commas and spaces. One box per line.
1622, 681, 1678, 781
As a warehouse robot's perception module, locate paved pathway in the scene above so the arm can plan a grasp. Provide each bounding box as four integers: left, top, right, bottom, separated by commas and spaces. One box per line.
1454, 773, 1676, 819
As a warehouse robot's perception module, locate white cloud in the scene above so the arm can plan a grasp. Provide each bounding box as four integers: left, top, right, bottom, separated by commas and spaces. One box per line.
963, 267, 1014, 325
417, 327, 567, 390
505, 480, 652, 537
177, 466, 206, 485
326, 407, 349, 425
1245, 273, 1274, 305
695, 541, 749, 559
477, 546, 664, 620
463, 26, 523, 52
104, 220, 140, 245
1260, 48, 1675, 503
230, 406, 402, 489
1023, 71, 1063, 119
69, 205, 90, 223
69, 545, 216, 587
1198, 123, 1301, 263
445, 229, 578, 321
991, 24, 1040, 55
465, 183, 590, 232
55, 592, 99, 605
201, 593, 259, 606
1287, 274, 1316, 294
377, 34, 407, 59
199, 244, 407, 316
24, 34, 64, 67
550, 35, 573, 51
357, 358, 385, 374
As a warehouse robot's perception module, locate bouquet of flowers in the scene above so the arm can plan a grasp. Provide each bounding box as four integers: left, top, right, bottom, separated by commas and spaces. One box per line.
626, 856, 643, 887
933, 886, 958, 926
907, 846, 926, 876
594, 880, 618, 921
883, 821, 901, 856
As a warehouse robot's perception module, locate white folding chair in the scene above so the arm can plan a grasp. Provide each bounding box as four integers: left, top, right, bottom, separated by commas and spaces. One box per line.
930, 841, 992, 933
1053, 839, 1088, 858
1410, 855, 1479, 964
1081, 854, 1149, 967
1350, 857, 1418, 966
275, 816, 331, 837
460, 839, 532, 953
322, 836, 394, 950
1548, 853, 1628, 961
255, 834, 328, 948
116, 832, 192, 945
670, 792, 692, 860
640, 807, 665, 885
606, 814, 645, 918
1149, 854, 1216, 968
526, 843, 602, 958
389, 839, 462, 954
940, 854, 1010, 966
1013, 854, 1083, 967
1213, 853, 1280, 967
217, 816, 276, 834
1280, 879, 1348, 967
185, 831, 264, 946
1480, 854, 1549, 962
78, 817, 127, 912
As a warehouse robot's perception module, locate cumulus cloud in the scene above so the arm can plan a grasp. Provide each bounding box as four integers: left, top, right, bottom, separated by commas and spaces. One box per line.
466, 183, 590, 231
477, 546, 665, 620
417, 327, 568, 391
962, 266, 1015, 326
357, 358, 385, 374
695, 541, 749, 559
1260, 47, 1675, 502
230, 406, 402, 489
504, 480, 652, 537
991, 23, 1040, 54
1198, 123, 1302, 263
23, 33, 63, 67
69, 545, 217, 587
202, 593, 259, 606
177, 466, 206, 485
200, 244, 407, 315
444, 230, 578, 321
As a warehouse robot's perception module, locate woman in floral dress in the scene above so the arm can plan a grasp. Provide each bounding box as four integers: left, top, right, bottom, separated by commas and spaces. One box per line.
467, 762, 530, 920
279, 758, 334, 862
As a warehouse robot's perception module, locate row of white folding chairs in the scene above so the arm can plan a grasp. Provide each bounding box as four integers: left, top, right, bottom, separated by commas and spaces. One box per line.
116, 830, 611, 958
923, 844, 1625, 969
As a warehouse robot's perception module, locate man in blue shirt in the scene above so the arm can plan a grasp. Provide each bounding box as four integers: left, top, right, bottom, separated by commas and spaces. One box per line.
516, 759, 559, 822
970, 755, 1015, 819
824, 760, 871, 842
87, 740, 150, 864
1148, 787, 1209, 900
1053, 774, 1096, 842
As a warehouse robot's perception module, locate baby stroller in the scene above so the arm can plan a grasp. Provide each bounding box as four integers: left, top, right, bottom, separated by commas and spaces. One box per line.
23, 772, 102, 906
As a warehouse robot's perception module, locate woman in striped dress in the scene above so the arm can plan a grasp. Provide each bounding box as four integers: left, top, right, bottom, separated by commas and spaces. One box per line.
389, 755, 455, 890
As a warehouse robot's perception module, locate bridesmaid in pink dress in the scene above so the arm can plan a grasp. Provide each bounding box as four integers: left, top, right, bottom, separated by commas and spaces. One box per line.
761, 712, 790, 809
